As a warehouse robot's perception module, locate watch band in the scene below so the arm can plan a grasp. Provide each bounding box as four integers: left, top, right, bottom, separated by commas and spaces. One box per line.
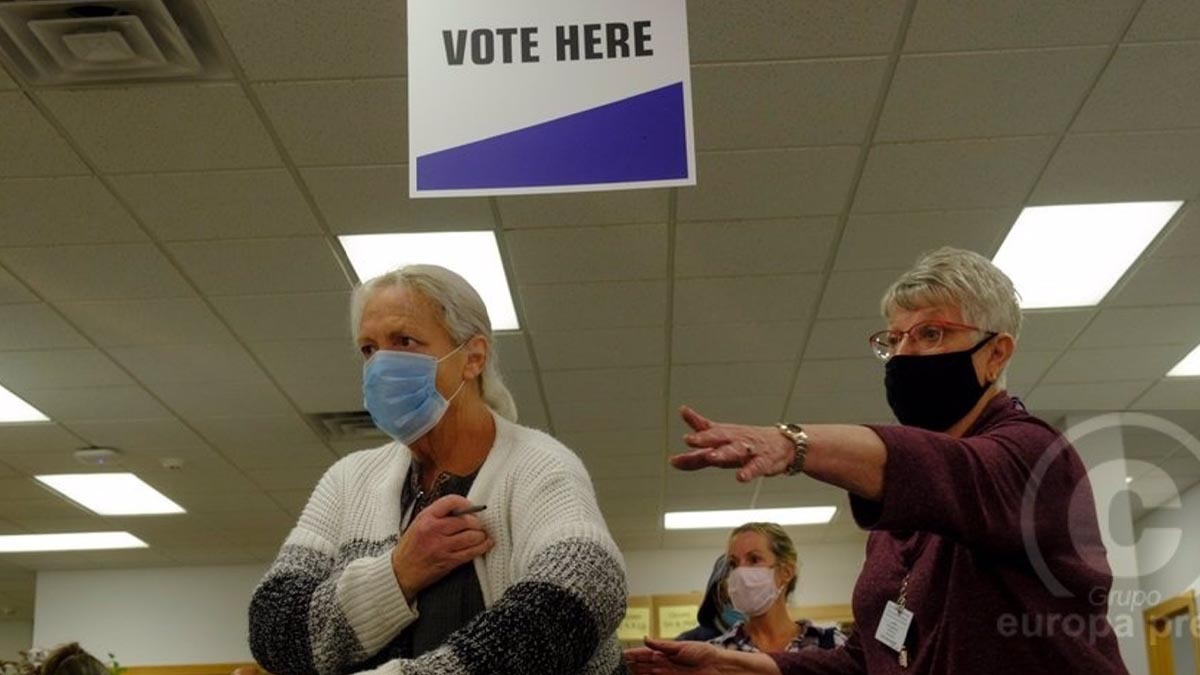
776, 423, 809, 476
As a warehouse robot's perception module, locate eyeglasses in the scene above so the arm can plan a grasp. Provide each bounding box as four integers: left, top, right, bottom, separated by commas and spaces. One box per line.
868, 320, 996, 361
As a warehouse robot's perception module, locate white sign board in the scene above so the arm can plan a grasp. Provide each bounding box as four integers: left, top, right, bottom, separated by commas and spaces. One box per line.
407, 0, 695, 197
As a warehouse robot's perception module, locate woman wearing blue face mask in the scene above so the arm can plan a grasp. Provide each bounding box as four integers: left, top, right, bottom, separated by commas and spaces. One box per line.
249, 264, 627, 675
627, 248, 1128, 675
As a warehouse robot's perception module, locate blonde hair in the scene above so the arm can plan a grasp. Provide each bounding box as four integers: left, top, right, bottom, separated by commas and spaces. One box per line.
727, 522, 800, 597
350, 264, 518, 422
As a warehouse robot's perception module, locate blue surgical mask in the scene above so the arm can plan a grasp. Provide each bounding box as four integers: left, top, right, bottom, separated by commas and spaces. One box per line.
363, 344, 465, 445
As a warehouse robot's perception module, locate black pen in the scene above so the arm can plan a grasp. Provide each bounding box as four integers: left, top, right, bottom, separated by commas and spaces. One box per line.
450, 504, 487, 516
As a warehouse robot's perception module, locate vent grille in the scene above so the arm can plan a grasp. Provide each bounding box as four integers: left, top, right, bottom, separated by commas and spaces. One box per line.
0, 0, 228, 85
306, 411, 388, 443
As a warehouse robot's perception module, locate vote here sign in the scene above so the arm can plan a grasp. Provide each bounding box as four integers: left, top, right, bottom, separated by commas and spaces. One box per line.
407, 0, 695, 197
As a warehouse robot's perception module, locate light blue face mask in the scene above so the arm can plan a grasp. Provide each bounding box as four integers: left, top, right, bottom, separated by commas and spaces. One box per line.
362, 344, 465, 446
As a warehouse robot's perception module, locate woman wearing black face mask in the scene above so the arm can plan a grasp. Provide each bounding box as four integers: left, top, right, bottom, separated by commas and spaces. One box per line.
626, 247, 1128, 675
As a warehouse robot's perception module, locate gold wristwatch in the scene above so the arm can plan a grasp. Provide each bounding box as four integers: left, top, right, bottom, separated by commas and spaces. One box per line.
776, 423, 809, 476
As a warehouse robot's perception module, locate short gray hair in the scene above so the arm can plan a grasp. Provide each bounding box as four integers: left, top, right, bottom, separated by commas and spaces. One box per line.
350, 264, 518, 422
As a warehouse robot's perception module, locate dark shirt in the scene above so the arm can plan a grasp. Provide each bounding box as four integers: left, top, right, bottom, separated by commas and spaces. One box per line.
772, 393, 1128, 675
709, 619, 845, 652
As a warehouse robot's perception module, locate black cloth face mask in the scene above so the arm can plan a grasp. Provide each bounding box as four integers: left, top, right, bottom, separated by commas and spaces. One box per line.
884, 334, 996, 431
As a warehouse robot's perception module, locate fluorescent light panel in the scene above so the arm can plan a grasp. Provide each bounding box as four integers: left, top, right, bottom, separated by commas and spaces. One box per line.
0, 384, 49, 423
1168, 344, 1200, 377
664, 506, 837, 530
0, 531, 147, 553
993, 201, 1182, 309
36, 473, 185, 516
338, 232, 520, 330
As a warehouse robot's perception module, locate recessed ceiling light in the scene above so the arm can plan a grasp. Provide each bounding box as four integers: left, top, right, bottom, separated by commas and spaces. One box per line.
0, 384, 49, 424
36, 473, 185, 516
1168, 344, 1200, 378
338, 232, 519, 330
663, 506, 837, 530
0, 532, 147, 553
993, 202, 1182, 309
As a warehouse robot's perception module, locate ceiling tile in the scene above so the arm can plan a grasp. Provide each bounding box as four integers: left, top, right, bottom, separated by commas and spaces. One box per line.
38, 85, 280, 173
151, 379, 297, 419
64, 418, 208, 454
1017, 310, 1094, 351
675, 218, 838, 278
211, 291, 352, 342
673, 274, 821, 325
0, 244, 193, 302
1031, 130, 1200, 204
1042, 346, 1191, 383
1028, 381, 1152, 411
166, 237, 350, 296
559, 429, 665, 457
1110, 256, 1200, 307
0, 478, 53, 502
834, 209, 1016, 271
1074, 305, 1200, 348
137, 460, 260, 496
0, 304, 89, 351
878, 48, 1107, 141
0, 93, 87, 177
817, 268, 904, 319
904, 0, 1138, 52
804, 318, 889, 360
580, 452, 666, 481
493, 332, 532, 372
1126, 0, 1200, 41
188, 415, 321, 452
19, 386, 171, 422
1121, 426, 1181, 462
1133, 380, 1200, 409
244, 464, 331, 491
249, 339, 360, 384
302, 165, 493, 234
206, 0, 405, 80
503, 370, 548, 431
256, 80, 406, 166
0, 64, 14, 89
1152, 206, 1200, 259
1074, 43, 1200, 132
107, 343, 265, 384
497, 189, 668, 228
532, 326, 665, 371
0, 424, 82, 455
277, 377, 362, 414
687, 0, 905, 61
672, 322, 807, 364
56, 298, 234, 347
226, 444, 337, 473
854, 137, 1056, 212
795, 358, 884, 393
1006, 350, 1061, 390
542, 368, 664, 433
670, 362, 794, 403
666, 396, 785, 437
507, 224, 666, 284
694, 58, 886, 150
785, 389, 897, 424
0, 177, 145, 245
0, 350, 131, 390
110, 170, 321, 241
520, 281, 667, 331
0, 268, 34, 304
677, 148, 859, 221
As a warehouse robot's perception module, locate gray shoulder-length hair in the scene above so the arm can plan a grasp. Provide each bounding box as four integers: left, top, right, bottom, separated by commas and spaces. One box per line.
350, 264, 518, 422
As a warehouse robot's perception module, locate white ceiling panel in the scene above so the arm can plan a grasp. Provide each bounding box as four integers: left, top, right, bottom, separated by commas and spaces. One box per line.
1074, 305, 1200, 349
211, 291, 352, 342
38, 85, 281, 173
0, 304, 90, 351
137, 461, 262, 497
107, 343, 264, 384
249, 339, 360, 384
506, 224, 667, 284
1133, 380, 1200, 409
0, 424, 83, 455
302, 165, 494, 234
804, 318, 887, 360
687, 0, 904, 61
0, 268, 34, 304
1074, 43, 1200, 133
673, 274, 822, 325
1041, 346, 1190, 384
520, 281, 667, 331
224, 443, 337, 473
664, 469, 759, 498
0, 244, 194, 302
1152, 206, 1200, 258
532, 326, 666, 371
1126, 0, 1200, 41
245, 464, 332, 492
1018, 310, 1094, 352
497, 190, 669, 229
0, 64, 14, 89
1026, 381, 1151, 411
64, 418, 208, 454
0, 177, 145, 246
255, 80, 406, 166
1031, 130, 1200, 204
675, 218, 838, 279
577, 452, 666, 482
786, 389, 895, 424
542, 368, 664, 433
503, 370, 548, 431
493, 333, 532, 372
670, 362, 794, 404
56, 298, 234, 348
903, 1, 1138, 52
676, 148, 859, 221
0, 477, 53, 502
18, 386, 170, 422
693, 58, 886, 150
854, 137, 1056, 212
672, 321, 806, 365
187, 415, 321, 452
149, 380, 296, 419
277, 377, 362, 414
0, 349, 132, 390
878, 48, 1107, 142
1122, 426, 1181, 462
817, 268, 905, 319
834, 209, 1016, 271
167, 237, 350, 296
205, 0, 405, 80
1110, 256, 1200, 307
1006, 350, 1062, 390
0, 93, 87, 178
558, 429, 665, 457
111, 170, 321, 241
795, 358, 884, 394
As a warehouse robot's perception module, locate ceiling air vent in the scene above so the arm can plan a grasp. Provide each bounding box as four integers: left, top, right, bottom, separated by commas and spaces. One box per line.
0, 0, 228, 85
306, 411, 388, 443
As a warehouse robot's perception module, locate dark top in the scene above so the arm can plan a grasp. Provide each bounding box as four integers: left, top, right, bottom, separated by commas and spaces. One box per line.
772, 393, 1128, 675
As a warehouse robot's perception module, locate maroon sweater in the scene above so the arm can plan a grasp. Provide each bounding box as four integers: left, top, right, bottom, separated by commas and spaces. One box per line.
772, 394, 1128, 675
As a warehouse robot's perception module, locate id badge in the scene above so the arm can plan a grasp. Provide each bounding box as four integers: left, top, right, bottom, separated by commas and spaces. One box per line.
874, 600, 914, 652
